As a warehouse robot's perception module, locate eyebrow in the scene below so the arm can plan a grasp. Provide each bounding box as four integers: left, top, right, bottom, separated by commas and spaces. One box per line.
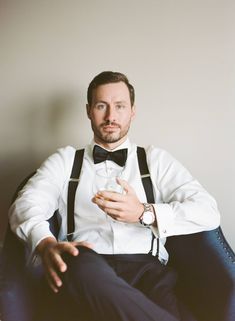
94, 100, 128, 105
115, 101, 128, 104
94, 100, 107, 104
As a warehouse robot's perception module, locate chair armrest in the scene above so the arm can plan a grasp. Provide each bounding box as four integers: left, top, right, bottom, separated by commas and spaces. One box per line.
0, 226, 35, 321
166, 227, 235, 321
0, 212, 60, 321
0, 170, 61, 321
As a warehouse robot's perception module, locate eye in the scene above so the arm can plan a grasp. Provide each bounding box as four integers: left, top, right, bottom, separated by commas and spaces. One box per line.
116, 104, 125, 110
95, 103, 106, 110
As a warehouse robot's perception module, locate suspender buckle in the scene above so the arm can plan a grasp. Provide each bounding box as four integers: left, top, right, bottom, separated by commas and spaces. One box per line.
141, 174, 151, 178
69, 178, 80, 182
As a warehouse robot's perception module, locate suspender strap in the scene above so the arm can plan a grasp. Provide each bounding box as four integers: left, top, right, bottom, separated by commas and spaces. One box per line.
137, 147, 155, 203
137, 146, 158, 256
67, 149, 84, 241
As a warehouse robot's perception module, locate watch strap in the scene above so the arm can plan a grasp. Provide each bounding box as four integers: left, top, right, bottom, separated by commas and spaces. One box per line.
139, 203, 155, 226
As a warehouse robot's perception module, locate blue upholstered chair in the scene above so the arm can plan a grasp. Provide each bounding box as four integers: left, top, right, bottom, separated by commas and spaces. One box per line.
1, 176, 235, 321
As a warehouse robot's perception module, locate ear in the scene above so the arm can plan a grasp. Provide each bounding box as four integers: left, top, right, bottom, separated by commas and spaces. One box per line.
86, 104, 91, 119
131, 105, 136, 120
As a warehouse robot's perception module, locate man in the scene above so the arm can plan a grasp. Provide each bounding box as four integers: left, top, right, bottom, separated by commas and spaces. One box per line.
9, 71, 220, 321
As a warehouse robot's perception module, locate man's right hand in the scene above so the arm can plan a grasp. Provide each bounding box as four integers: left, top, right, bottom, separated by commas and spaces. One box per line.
36, 237, 93, 293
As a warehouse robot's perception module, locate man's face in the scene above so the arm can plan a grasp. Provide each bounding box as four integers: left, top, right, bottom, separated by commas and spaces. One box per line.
87, 82, 135, 149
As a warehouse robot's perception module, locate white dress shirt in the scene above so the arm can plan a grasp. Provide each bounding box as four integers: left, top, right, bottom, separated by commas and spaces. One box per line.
9, 139, 220, 264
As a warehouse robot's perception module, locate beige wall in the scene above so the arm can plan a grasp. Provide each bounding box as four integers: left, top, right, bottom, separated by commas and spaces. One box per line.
1, 0, 234, 249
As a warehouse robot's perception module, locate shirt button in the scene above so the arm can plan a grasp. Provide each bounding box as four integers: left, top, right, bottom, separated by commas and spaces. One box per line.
162, 229, 167, 234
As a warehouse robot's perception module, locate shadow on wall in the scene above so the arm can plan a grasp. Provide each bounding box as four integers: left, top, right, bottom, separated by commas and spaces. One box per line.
24, 91, 85, 151
0, 91, 86, 243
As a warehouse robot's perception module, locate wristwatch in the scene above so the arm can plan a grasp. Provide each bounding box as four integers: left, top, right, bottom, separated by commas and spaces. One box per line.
139, 203, 155, 226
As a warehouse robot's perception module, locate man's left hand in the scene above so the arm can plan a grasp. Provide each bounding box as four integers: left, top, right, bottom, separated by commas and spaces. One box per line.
92, 178, 144, 223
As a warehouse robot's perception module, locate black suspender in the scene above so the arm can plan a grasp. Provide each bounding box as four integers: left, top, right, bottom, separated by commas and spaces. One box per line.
67, 147, 158, 256
67, 149, 85, 241
137, 147, 158, 255
136, 147, 154, 203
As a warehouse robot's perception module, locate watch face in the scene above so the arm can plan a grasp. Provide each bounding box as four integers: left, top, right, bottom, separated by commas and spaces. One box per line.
143, 211, 154, 225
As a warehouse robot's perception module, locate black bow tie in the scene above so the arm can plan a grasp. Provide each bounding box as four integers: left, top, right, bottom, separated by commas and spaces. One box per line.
93, 145, 128, 167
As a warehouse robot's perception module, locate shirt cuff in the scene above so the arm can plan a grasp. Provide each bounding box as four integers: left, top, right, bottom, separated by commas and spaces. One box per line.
28, 222, 56, 262
152, 203, 174, 238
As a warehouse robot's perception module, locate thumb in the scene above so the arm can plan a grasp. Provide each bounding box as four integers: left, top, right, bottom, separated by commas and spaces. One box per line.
116, 178, 134, 194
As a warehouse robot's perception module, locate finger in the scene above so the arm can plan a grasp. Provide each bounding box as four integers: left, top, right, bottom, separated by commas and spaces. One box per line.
116, 178, 134, 194
43, 260, 63, 292
107, 214, 117, 220
53, 252, 67, 272
96, 191, 124, 203
107, 213, 124, 222
47, 243, 78, 275
105, 207, 122, 217
72, 241, 94, 249
58, 242, 79, 256
96, 199, 123, 213
47, 275, 59, 293
103, 206, 126, 221
94, 202, 105, 212
92, 193, 104, 203
106, 211, 123, 221
46, 267, 63, 292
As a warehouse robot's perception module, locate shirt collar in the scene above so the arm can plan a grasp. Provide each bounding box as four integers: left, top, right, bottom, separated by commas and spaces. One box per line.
90, 138, 131, 152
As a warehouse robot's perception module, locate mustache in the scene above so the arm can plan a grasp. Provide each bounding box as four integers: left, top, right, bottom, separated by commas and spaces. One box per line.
101, 121, 120, 127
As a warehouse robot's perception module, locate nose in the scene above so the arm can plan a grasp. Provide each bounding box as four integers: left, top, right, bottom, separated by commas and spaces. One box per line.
104, 105, 116, 122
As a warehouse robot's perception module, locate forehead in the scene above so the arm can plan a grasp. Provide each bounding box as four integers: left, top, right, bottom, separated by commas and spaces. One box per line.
91, 82, 130, 104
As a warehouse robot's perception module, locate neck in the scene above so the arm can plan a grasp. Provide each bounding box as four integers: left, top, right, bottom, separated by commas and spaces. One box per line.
94, 136, 127, 150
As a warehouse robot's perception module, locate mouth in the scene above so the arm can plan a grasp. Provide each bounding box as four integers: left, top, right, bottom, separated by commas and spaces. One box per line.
102, 124, 120, 132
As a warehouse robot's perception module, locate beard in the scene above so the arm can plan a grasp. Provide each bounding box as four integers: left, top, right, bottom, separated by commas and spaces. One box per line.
91, 120, 131, 145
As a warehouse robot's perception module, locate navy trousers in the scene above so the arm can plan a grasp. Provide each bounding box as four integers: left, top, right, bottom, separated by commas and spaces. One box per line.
36, 247, 196, 321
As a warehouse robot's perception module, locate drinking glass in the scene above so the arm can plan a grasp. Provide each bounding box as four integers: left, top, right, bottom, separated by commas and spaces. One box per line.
93, 168, 123, 196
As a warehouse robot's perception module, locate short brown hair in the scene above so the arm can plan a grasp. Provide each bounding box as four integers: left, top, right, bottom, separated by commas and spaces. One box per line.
87, 71, 135, 106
